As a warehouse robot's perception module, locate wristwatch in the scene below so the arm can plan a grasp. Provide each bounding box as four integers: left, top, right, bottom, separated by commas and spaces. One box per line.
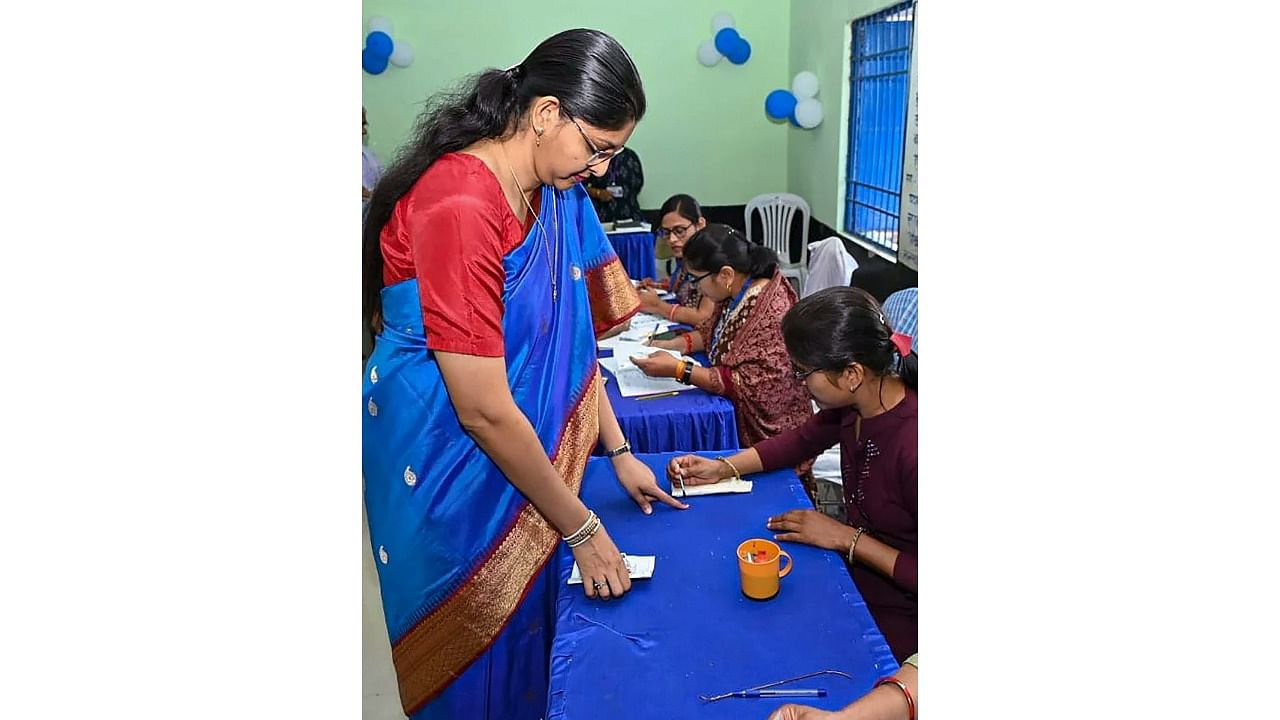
604, 440, 632, 458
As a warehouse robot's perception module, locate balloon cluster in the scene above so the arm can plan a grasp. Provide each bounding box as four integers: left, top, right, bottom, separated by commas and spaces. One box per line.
764, 71, 824, 129
362, 16, 414, 75
696, 12, 751, 66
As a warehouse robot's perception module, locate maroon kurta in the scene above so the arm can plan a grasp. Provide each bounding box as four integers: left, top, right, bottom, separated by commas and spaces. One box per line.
754, 390, 918, 661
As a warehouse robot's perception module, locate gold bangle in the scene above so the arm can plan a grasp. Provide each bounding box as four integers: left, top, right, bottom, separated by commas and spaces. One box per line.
844, 525, 865, 563
563, 511, 599, 547
716, 456, 741, 482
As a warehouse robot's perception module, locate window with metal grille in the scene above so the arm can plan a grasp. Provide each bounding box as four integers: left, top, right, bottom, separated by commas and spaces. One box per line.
844, 1, 915, 256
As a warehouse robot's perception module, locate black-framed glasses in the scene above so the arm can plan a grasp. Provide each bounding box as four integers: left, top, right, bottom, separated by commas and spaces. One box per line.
792, 365, 821, 381
685, 269, 716, 285
656, 223, 694, 240
567, 115, 623, 167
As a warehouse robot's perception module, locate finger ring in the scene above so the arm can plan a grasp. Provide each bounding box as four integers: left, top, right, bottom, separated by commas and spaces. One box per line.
593, 581, 607, 590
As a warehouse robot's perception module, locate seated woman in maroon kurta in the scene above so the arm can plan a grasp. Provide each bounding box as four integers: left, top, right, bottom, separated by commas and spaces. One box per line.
664, 287, 918, 662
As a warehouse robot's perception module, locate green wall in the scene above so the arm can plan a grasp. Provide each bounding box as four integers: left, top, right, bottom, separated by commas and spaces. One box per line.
788, 0, 902, 231
362, 0, 791, 209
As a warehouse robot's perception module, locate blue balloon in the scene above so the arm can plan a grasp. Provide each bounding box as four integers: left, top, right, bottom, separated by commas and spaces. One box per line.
765, 89, 797, 120
363, 46, 389, 75
366, 31, 394, 60
714, 27, 741, 56
726, 37, 752, 65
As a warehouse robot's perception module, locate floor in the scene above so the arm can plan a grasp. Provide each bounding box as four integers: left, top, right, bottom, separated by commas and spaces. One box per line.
363, 502, 408, 720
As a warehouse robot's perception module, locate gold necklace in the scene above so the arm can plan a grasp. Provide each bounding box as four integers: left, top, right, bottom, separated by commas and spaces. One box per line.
500, 144, 558, 303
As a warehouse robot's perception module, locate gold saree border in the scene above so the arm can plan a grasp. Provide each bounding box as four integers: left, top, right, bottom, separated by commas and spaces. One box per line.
587, 258, 640, 335
391, 371, 601, 714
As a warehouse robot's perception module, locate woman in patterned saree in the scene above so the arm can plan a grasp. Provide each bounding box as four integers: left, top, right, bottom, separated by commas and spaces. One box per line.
361, 29, 686, 720
634, 224, 815, 477
635, 193, 716, 327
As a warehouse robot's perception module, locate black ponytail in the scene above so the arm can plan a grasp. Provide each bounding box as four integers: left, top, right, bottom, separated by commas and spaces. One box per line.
362, 29, 646, 334
682, 223, 778, 279
782, 287, 917, 391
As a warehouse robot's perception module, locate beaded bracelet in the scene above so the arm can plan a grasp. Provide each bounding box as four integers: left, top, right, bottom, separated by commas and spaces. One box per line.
563, 511, 601, 548
682, 333, 694, 355
874, 676, 916, 720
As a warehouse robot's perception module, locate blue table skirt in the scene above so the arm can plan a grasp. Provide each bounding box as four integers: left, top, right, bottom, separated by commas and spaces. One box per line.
608, 231, 657, 281
545, 452, 898, 719
600, 351, 739, 454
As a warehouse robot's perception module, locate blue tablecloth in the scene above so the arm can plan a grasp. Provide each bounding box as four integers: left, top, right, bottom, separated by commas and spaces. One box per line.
600, 351, 739, 454
545, 452, 898, 720
608, 230, 657, 281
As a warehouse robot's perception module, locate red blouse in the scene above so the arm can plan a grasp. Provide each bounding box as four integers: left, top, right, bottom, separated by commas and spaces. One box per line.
380, 153, 538, 357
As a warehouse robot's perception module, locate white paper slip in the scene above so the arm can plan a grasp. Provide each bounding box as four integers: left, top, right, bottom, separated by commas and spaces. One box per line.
612, 342, 683, 371
614, 368, 692, 397
568, 555, 656, 584
671, 478, 754, 497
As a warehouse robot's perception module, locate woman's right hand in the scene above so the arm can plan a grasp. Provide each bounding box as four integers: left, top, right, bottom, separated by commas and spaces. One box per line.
644, 338, 682, 352
571, 525, 632, 600
666, 455, 728, 487
639, 278, 660, 290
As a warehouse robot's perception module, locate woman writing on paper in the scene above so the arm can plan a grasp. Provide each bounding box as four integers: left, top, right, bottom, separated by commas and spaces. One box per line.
362, 29, 686, 720
633, 224, 813, 471
634, 193, 716, 328
666, 287, 918, 662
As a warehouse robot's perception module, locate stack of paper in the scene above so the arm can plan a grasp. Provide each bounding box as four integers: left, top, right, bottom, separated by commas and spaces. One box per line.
670, 478, 754, 497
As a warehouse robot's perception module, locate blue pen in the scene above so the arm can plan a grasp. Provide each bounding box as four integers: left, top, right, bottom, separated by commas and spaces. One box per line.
732, 689, 827, 698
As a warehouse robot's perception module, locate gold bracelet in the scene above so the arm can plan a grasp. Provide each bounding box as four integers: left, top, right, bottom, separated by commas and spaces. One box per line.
846, 526, 867, 564
566, 515, 600, 548
716, 457, 741, 482
563, 511, 599, 547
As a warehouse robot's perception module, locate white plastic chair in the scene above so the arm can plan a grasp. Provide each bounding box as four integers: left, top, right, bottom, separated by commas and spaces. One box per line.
745, 193, 810, 294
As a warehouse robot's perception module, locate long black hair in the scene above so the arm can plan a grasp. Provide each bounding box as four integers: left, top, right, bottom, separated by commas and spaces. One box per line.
682, 223, 778, 279
657, 193, 702, 225
782, 286, 918, 390
362, 29, 646, 332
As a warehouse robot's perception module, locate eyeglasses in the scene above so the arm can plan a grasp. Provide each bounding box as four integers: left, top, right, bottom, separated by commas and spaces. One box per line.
567, 114, 623, 167
685, 269, 716, 285
792, 365, 821, 381
656, 223, 694, 240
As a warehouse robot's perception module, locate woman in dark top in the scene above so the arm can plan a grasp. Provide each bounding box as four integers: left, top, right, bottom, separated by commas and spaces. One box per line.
666, 287, 918, 661
584, 147, 643, 222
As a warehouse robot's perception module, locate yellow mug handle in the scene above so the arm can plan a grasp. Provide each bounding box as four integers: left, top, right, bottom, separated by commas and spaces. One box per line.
777, 550, 793, 578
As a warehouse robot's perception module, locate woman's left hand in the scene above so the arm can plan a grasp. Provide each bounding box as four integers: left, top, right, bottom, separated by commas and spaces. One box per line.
767, 510, 853, 552
613, 454, 689, 515
631, 351, 679, 378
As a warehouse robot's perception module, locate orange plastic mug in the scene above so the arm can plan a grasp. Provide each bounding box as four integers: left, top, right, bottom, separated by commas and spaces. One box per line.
737, 538, 793, 600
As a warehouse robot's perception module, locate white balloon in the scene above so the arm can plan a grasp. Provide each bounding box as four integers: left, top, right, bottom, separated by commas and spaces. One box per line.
697, 39, 723, 67
390, 40, 414, 68
794, 98, 824, 129
792, 71, 820, 99
368, 16, 393, 36
711, 12, 735, 33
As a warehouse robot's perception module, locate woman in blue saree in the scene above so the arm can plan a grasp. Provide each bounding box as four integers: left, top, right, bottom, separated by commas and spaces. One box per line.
361, 30, 686, 719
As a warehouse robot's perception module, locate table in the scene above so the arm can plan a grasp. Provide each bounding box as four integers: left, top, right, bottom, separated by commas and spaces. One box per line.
545, 452, 899, 720
607, 230, 657, 281
600, 351, 739, 454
